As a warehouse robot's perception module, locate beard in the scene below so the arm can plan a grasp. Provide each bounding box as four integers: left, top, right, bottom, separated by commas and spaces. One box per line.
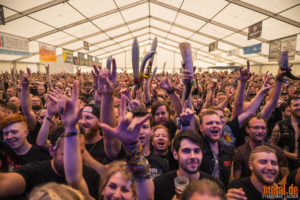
179, 158, 200, 174
32, 105, 42, 110
84, 124, 99, 141
291, 109, 300, 119
252, 166, 278, 185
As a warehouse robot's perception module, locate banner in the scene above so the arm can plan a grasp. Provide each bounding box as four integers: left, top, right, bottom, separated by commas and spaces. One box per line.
88, 55, 93, 66
39, 43, 56, 62
78, 52, 85, 66
269, 39, 281, 61
62, 48, 73, 63
248, 21, 262, 40
280, 34, 297, 60
227, 49, 239, 56
73, 56, 79, 65
209, 41, 218, 52
83, 41, 89, 51
243, 43, 261, 55
0, 32, 29, 55
268, 34, 297, 61
0, 6, 5, 25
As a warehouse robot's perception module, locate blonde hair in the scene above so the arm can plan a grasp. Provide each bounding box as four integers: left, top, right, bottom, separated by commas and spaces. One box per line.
29, 182, 84, 200
99, 161, 136, 200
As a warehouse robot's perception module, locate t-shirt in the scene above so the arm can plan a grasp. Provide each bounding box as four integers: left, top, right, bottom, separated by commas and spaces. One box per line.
15, 160, 100, 199
85, 139, 108, 164
228, 171, 299, 200
7, 145, 51, 169
222, 117, 244, 147
27, 122, 41, 146
154, 170, 225, 200
146, 151, 169, 178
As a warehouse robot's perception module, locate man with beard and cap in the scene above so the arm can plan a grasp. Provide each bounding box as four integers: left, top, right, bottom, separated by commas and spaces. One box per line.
199, 110, 234, 188
227, 146, 300, 200
79, 104, 108, 164
271, 96, 300, 171
0, 81, 100, 199
154, 130, 225, 200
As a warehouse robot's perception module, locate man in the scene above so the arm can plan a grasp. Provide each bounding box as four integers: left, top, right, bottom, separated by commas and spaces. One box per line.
79, 104, 107, 164
199, 110, 234, 187
233, 114, 288, 179
279, 102, 291, 120
154, 130, 224, 200
0, 81, 100, 199
151, 124, 178, 170
8, 96, 21, 112
5, 87, 17, 102
227, 146, 300, 200
37, 84, 46, 105
0, 114, 50, 168
271, 96, 300, 171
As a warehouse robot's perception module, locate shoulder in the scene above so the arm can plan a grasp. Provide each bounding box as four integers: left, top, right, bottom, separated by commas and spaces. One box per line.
228, 177, 250, 189
154, 170, 176, 184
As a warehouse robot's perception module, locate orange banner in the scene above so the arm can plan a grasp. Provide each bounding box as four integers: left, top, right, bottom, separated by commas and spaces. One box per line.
39, 43, 56, 62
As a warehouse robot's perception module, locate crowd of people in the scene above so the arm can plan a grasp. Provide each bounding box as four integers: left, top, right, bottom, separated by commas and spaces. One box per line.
0, 59, 299, 200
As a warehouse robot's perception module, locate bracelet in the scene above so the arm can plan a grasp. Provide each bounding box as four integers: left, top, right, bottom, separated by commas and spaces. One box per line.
64, 131, 79, 137
46, 117, 54, 125
166, 88, 174, 94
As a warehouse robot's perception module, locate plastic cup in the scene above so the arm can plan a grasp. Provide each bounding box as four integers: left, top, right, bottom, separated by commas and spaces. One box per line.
174, 176, 189, 193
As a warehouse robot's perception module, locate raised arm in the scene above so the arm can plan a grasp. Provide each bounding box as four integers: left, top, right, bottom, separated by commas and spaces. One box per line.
20, 68, 37, 131
99, 96, 154, 200
98, 60, 122, 161
238, 75, 275, 126
36, 93, 59, 149
158, 72, 182, 118
230, 61, 251, 120
261, 69, 285, 120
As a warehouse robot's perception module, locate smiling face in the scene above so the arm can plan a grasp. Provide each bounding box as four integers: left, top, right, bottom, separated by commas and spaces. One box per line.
290, 99, 300, 118
3, 121, 28, 152
200, 114, 223, 142
154, 105, 169, 125
102, 171, 134, 200
151, 127, 170, 154
246, 117, 267, 143
173, 138, 203, 174
79, 107, 99, 140
249, 152, 279, 185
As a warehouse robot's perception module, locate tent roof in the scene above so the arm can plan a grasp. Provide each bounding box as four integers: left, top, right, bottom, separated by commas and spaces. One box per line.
0, 0, 299, 66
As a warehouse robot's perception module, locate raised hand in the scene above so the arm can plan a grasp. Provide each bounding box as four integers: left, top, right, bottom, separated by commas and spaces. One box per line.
99, 95, 150, 144
158, 72, 173, 91
47, 81, 81, 132
180, 100, 195, 122
45, 94, 59, 117
239, 60, 251, 82
45, 65, 49, 74
21, 68, 32, 87
259, 72, 276, 94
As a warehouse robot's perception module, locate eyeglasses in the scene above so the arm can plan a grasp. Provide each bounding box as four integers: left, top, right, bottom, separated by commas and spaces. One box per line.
249, 126, 266, 130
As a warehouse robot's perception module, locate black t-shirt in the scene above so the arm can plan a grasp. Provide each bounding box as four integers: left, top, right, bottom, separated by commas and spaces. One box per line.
27, 122, 41, 146
157, 151, 178, 171
85, 139, 109, 164
228, 172, 299, 200
16, 160, 100, 199
7, 145, 51, 169
154, 170, 225, 200
146, 151, 169, 178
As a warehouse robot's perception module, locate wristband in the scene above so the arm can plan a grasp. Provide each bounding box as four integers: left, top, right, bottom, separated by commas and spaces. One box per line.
64, 130, 79, 137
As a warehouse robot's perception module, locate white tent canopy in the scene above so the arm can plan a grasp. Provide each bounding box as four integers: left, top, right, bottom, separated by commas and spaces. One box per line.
0, 0, 299, 74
